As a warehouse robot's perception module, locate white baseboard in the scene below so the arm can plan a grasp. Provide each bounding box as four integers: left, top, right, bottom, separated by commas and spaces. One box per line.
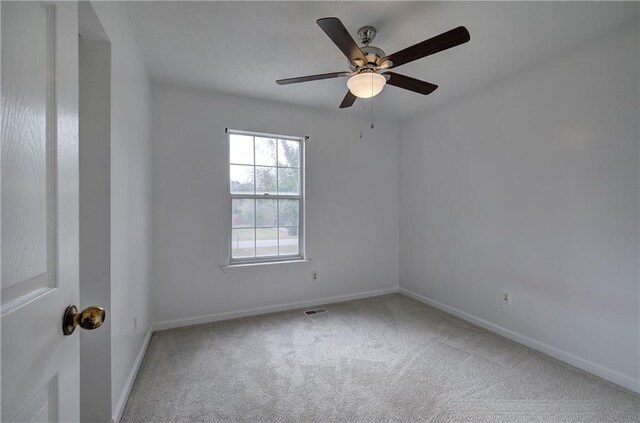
400, 287, 640, 394
112, 329, 153, 423
154, 287, 400, 331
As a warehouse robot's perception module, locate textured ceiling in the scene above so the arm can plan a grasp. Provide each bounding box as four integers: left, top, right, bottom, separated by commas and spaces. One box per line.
126, 1, 638, 121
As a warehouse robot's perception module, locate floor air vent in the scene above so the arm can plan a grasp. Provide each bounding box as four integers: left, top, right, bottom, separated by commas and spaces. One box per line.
304, 308, 328, 316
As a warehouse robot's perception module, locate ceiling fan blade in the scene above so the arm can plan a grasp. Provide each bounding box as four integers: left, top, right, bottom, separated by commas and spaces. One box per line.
317, 17, 367, 65
384, 72, 438, 95
276, 71, 349, 85
384, 26, 470, 69
339, 90, 357, 109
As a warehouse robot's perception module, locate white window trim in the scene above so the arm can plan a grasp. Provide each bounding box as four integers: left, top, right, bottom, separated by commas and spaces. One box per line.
221, 259, 311, 273
226, 128, 306, 265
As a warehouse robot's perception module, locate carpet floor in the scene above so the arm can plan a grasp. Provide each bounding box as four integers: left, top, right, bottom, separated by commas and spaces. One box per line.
122, 294, 639, 422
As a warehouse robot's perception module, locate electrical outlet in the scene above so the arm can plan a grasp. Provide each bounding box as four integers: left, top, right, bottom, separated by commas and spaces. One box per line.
311, 271, 318, 281
502, 291, 511, 304
132, 317, 138, 332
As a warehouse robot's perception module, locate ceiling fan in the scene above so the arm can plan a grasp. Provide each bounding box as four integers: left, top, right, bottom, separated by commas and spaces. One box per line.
276, 17, 470, 109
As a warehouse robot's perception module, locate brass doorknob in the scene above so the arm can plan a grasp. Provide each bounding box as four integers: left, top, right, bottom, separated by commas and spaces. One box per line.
62, 305, 106, 335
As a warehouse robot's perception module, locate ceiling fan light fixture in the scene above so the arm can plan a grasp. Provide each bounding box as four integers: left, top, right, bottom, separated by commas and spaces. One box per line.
347, 72, 386, 99
276, 18, 470, 109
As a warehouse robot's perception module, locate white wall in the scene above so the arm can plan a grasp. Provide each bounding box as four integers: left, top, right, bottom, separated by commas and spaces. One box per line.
151, 84, 399, 325
399, 21, 639, 391
90, 2, 153, 420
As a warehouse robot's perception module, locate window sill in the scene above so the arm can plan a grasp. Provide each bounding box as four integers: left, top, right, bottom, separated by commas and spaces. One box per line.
221, 259, 311, 273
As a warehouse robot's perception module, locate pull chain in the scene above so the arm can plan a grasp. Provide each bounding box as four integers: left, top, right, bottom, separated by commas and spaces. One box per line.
370, 74, 375, 129
370, 99, 374, 129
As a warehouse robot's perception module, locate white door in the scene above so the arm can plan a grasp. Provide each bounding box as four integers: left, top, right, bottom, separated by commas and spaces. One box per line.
2, 1, 81, 421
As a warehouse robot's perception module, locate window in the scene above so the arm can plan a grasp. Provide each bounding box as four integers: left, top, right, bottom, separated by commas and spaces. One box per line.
228, 129, 304, 264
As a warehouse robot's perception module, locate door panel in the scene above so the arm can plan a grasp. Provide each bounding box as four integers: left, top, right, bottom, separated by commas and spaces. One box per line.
10, 378, 58, 422
1, 2, 80, 422
1, 0, 54, 313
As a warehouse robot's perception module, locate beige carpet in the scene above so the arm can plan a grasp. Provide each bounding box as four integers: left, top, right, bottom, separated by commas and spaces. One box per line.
122, 294, 639, 422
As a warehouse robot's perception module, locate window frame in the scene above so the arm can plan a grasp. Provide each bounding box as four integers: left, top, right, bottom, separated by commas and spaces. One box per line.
226, 128, 305, 265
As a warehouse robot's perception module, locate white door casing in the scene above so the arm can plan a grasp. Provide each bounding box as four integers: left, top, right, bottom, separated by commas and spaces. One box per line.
1, 1, 80, 421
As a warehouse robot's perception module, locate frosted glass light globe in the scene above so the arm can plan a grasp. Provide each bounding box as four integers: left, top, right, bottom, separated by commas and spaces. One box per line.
347, 73, 386, 99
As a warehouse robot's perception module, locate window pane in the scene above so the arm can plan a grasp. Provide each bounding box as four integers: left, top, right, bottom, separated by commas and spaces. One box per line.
278, 199, 299, 227
279, 228, 299, 255
256, 199, 277, 227
232, 199, 254, 228
278, 168, 300, 195
230, 165, 254, 194
231, 228, 255, 258
255, 137, 277, 166
278, 139, 300, 168
256, 228, 278, 256
255, 166, 277, 195
230, 134, 254, 165
229, 131, 303, 263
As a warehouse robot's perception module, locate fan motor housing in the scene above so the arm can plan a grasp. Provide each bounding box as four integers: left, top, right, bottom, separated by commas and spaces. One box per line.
349, 26, 390, 71
349, 45, 387, 71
